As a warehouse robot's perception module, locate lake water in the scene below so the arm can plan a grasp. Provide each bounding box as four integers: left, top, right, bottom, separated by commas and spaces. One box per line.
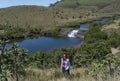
7, 37, 83, 53
80, 23, 89, 30
95, 18, 109, 23
7, 17, 110, 53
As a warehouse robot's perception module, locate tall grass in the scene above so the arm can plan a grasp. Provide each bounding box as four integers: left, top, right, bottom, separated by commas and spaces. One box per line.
24, 67, 120, 81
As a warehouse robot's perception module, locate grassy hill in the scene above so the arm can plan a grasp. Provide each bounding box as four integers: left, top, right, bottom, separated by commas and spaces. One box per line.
0, 0, 120, 39
60, 0, 112, 4
0, 5, 99, 38
53, 0, 120, 13
0, 5, 90, 28
0, 5, 98, 29
54, 0, 112, 6
99, 0, 120, 13
0, 6, 55, 30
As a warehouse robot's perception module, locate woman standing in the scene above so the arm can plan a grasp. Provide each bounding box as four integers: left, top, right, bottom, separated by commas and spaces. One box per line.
61, 54, 70, 78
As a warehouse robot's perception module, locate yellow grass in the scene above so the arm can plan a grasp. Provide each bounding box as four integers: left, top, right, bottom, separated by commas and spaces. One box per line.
102, 19, 120, 31
0, 5, 116, 30
23, 67, 120, 81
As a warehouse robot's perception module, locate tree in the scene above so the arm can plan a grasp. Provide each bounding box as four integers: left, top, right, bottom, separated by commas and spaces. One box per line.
0, 39, 28, 81
0, 39, 8, 81
74, 41, 111, 67
8, 44, 28, 81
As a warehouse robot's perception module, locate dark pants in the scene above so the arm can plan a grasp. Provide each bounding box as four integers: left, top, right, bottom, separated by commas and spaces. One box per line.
62, 67, 70, 78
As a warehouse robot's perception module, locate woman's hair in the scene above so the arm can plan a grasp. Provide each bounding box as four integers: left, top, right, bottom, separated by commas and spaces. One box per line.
62, 53, 67, 58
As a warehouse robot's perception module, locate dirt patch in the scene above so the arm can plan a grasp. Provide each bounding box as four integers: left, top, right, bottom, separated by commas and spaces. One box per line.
111, 47, 120, 54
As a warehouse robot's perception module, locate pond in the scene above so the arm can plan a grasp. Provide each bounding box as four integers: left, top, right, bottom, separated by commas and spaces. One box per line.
7, 37, 83, 53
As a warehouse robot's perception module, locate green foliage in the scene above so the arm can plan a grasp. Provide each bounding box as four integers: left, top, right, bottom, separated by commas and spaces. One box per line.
74, 41, 111, 67
0, 39, 28, 81
0, 64, 11, 81
107, 31, 120, 48
105, 19, 115, 25
8, 44, 28, 71
0, 24, 26, 39
89, 53, 117, 78
27, 48, 77, 69
85, 22, 108, 43
28, 51, 56, 68
0, 24, 61, 39
27, 40, 111, 70
44, 27, 61, 36
66, 21, 80, 28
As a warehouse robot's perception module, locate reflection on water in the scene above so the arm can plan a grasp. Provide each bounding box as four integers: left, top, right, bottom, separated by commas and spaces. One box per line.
95, 18, 109, 23
80, 23, 89, 30
7, 37, 82, 53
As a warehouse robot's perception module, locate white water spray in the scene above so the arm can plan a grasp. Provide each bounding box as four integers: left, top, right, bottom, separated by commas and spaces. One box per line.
67, 30, 79, 38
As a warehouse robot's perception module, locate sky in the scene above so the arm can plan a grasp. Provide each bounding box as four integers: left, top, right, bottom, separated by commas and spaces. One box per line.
0, 0, 61, 8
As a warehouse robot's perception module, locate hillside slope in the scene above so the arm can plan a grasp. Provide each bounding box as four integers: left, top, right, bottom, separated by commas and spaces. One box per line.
99, 0, 120, 13
0, 5, 93, 38
53, 0, 120, 14
0, 5, 96, 29
0, 6, 55, 30
0, 0, 120, 29
0, 0, 120, 38
53, 0, 113, 7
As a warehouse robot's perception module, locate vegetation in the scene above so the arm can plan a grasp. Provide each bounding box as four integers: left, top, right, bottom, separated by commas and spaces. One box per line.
0, 0, 120, 39
0, 39, 28, 81
0, 0, 120, 81
54, 0, 112, 7
65, 21, 80, 28
0, 38, 120, 81
25, 16, 120, 81
0, 24, 61, 39
0, 13, 120, 81
102, 17, 120, 48
24, 68, 120, 81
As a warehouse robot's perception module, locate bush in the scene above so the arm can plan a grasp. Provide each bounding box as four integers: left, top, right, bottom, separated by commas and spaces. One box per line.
85, 23, 108, 43
66, 21, 80, 28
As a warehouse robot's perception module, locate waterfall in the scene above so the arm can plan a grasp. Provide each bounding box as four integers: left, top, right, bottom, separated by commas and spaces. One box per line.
67, 30, 79, 38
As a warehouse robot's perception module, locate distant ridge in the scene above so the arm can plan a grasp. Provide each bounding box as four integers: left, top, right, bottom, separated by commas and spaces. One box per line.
52, 0, 113, 7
